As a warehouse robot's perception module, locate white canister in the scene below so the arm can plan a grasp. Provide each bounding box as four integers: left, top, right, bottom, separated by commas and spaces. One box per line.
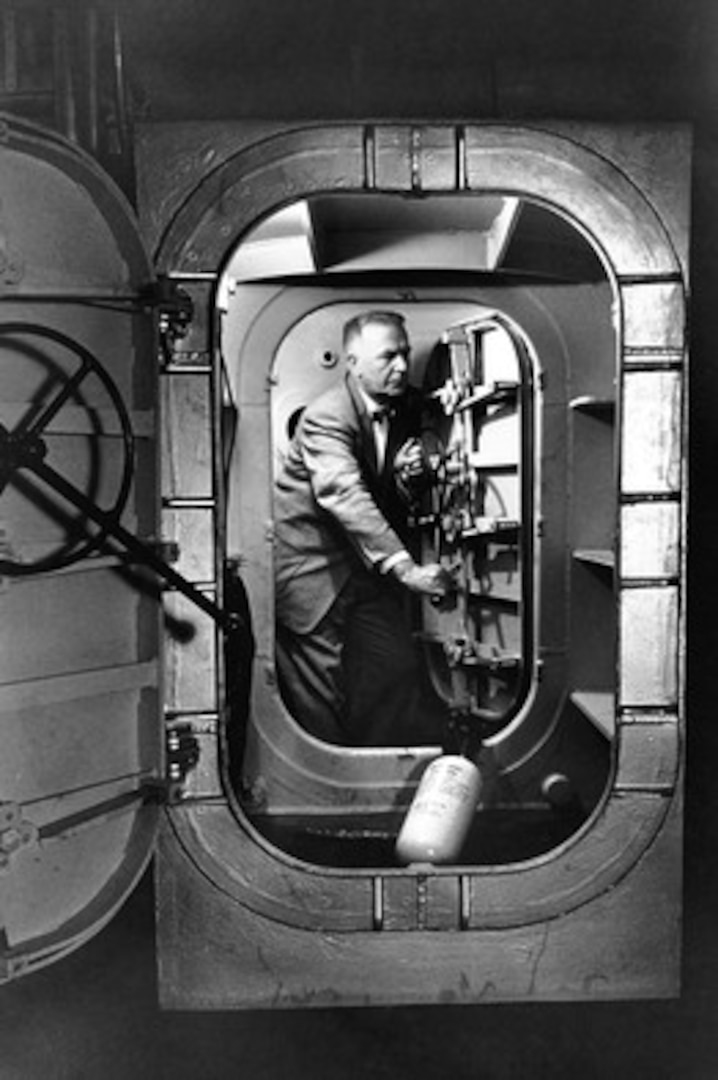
395, 754, 482, 866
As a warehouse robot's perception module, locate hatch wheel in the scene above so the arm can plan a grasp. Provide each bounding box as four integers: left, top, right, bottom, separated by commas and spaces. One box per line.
0, 322, 134, 575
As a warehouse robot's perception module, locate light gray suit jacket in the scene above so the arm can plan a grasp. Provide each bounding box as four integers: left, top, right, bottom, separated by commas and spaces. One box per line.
273, 372, 426, 633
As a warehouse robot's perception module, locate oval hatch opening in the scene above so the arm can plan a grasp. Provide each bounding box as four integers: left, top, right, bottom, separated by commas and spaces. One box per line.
218, 191, 614, 869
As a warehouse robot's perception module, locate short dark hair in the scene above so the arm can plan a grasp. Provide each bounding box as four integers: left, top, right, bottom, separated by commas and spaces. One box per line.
342, 310, 406, 351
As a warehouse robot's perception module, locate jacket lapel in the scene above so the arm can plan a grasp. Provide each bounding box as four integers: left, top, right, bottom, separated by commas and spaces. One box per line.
346, 374, 419, 485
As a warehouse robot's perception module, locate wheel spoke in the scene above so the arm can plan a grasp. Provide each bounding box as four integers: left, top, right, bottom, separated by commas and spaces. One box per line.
27, 356, 93, 436
0, 323, 134, 575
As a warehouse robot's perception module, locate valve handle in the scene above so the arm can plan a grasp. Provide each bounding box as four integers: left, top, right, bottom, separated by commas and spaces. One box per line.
0, 322, 134, 575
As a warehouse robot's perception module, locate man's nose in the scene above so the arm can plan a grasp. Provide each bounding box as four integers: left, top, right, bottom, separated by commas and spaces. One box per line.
392, 352, 409, 372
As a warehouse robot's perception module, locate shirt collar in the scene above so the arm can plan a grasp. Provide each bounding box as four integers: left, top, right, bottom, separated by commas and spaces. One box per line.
357, 384, 394, 420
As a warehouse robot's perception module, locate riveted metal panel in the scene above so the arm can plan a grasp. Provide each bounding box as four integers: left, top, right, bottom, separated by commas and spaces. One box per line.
619, 587, 679, 706
141, 121, 688, 1007
615, 719, 679, 791
157, 803, 681, 1006
382, 875, 421, 930
162, 508, 214, 583
416, 125, 461, 190
161, 375, 213, 499
158, 127, 367, 272
163, 594, 217, 713
463, 126, 680, 279
373, 125, 413, 190
461, 791, 671, 929
621, 281, 686, 351
380, 873, 461, 931
424, 873, 463, 930
0, 118, 160, 984
620, 501, 680, 580
621, 371, 682, 494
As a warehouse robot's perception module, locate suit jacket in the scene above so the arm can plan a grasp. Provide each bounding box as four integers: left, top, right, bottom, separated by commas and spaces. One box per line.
273, 372, 427, 633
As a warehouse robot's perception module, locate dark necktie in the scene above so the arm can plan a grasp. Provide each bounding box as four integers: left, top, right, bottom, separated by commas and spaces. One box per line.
371, 404, 396, 423
371, 407, 393, 470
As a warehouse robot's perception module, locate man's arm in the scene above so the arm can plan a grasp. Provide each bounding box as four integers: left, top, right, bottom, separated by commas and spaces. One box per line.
387, 551, 454, 601
301, 406, 410, 569
301, 398, 452, 599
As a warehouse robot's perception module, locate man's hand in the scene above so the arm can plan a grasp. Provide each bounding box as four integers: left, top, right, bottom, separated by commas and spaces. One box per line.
393, 437, 428, 482
392, 558, 455, 604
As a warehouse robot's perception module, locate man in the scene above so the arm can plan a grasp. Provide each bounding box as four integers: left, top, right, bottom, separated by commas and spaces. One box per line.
273, 309, 452, 746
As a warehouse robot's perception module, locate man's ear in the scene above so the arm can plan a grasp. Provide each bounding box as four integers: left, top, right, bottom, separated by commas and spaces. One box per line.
346, 352, 357, 370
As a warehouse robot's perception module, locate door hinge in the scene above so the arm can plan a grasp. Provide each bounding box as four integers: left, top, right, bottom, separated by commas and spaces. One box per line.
141, 275, 194, 331
140, 275, 194, 365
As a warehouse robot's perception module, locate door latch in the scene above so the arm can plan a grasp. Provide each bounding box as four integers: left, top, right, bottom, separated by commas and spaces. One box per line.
166, 724, 200, 789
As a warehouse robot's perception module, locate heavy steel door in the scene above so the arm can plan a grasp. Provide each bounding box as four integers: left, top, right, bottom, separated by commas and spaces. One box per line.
0, 117, 161, 981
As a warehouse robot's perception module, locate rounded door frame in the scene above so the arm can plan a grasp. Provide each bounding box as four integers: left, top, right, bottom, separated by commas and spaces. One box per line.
156, 122, 686, 931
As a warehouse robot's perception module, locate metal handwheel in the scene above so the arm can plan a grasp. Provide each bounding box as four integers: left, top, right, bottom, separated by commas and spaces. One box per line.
0, 321, 242, 635
0, 322, 135, 575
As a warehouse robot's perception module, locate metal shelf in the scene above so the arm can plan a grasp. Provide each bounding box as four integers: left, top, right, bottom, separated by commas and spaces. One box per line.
569, 395, 615, 416
572, 548, 615, 570
570, 690, 615, 738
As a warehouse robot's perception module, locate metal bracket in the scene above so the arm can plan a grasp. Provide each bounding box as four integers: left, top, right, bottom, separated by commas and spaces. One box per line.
141, 275, 193, 330
166, 724, 200, 789
141, 275, 194, 365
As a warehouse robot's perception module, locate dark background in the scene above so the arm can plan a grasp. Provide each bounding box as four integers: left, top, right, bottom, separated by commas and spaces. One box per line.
2, 1, 718, 1076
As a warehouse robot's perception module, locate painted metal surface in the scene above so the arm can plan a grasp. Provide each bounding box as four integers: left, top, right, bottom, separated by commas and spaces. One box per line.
0, 116, 160, 982
141, 121, 688, 1005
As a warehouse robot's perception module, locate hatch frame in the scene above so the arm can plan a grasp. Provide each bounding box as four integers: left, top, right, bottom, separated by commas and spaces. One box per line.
145, 121, 688, 1005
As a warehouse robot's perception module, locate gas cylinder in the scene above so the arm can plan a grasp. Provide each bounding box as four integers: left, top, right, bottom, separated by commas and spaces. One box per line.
395, 754, 482, 865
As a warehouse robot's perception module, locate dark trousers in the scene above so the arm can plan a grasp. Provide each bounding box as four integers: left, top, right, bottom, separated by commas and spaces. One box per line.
275, 574, 446, 747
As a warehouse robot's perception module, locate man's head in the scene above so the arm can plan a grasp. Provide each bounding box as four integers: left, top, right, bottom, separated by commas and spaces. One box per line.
343, 311, 411, 403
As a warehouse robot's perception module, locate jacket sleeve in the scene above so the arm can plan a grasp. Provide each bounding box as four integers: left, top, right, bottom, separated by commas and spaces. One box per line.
300, 404, 408, 570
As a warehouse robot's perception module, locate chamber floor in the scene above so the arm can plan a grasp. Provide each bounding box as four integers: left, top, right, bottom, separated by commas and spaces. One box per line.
250, 805, 587, 869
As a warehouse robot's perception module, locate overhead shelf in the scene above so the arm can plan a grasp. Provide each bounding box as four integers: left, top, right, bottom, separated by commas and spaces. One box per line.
572, 548, 615, 570
569, 395, 615, 416
570, 691, 615, 738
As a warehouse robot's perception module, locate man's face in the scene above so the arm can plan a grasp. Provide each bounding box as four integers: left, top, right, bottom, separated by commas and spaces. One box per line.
347, 321, 411, 402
